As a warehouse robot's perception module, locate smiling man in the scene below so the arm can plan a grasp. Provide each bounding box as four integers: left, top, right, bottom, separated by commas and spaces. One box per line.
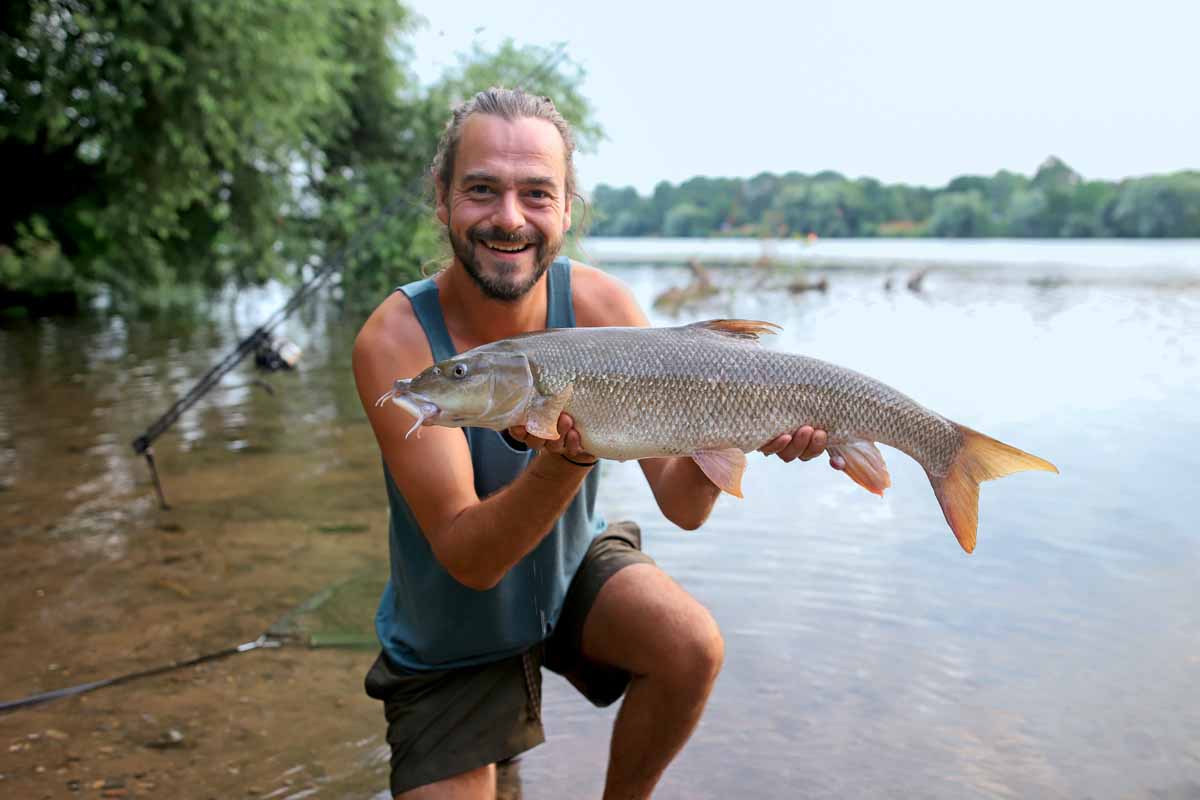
352, 88, 841, 799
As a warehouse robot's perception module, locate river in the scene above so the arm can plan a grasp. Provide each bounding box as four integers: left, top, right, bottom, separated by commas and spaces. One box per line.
1, 239, 1198, 798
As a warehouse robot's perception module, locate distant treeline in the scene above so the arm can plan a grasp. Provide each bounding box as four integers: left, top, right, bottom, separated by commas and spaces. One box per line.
588, 157, 1200, 239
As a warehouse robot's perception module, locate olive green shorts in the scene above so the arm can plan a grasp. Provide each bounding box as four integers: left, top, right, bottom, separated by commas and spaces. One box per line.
363, 521, 654, 796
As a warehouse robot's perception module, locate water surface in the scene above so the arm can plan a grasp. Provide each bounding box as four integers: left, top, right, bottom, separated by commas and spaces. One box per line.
1, 241, 1197, 798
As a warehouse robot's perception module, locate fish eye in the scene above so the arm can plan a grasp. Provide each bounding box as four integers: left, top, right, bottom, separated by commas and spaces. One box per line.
452, 363, 469, 379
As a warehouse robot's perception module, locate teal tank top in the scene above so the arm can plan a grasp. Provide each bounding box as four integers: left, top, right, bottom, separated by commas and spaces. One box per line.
375, 257, 606, 671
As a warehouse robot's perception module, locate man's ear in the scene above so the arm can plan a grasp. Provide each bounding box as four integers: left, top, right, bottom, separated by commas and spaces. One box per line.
562, 193, 573, 234
435, 176, 449, 226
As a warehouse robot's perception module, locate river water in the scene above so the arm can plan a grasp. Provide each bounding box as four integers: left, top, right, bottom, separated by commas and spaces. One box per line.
1, 239, 1198, 798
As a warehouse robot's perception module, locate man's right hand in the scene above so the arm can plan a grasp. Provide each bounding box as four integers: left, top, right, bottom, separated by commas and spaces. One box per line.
508, 412, 597, 465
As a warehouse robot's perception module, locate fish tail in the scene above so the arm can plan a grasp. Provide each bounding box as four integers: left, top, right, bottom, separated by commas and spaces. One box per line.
929, 424, 1058, 554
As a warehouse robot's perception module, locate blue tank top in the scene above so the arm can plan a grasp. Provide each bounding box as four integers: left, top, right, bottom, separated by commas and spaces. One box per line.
375, 257, 606, 671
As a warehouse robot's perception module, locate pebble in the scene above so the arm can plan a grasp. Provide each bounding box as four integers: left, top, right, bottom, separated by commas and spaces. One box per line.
145, 729, 185, 750
44, 729, 69, 741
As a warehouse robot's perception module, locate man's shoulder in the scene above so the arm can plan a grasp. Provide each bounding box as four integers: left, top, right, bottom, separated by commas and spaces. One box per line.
568, 260, 644, 328
353, 288, 432, 377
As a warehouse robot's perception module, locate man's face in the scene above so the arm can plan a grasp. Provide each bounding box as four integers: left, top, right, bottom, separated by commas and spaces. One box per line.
437, 114, 573, 302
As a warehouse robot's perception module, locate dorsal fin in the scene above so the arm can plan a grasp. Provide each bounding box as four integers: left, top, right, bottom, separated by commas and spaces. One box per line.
688, 319, 781, 340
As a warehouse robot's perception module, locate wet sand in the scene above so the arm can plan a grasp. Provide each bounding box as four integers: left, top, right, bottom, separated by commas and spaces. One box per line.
0, 397, 394, 798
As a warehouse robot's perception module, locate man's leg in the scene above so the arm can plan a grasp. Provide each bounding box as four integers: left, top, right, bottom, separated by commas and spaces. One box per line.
580, 563, 725, 800
365, 651, 542, 798
396, 764, 495, 800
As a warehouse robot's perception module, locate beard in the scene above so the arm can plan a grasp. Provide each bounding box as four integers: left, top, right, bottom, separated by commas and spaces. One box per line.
449, 222, 561, 303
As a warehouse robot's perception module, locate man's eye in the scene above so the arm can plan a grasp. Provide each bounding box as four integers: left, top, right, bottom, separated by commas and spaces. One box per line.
527, 190, 549, 200
468, 185, 493, 195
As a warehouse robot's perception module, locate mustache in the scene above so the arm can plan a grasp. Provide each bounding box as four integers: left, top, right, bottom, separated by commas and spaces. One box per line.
470, 226, 543, 245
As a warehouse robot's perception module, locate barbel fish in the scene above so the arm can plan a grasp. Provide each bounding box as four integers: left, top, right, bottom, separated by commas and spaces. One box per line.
376, 319, 1057, 552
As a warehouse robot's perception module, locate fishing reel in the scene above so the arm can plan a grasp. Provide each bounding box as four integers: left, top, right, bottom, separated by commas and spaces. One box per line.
254, 335, 302, 372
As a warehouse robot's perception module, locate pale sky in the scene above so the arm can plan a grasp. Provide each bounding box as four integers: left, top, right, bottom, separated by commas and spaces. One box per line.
406, 0, 1199, 194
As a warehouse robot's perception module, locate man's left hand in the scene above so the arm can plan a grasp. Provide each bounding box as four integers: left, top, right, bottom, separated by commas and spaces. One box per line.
758, 426, 846, 470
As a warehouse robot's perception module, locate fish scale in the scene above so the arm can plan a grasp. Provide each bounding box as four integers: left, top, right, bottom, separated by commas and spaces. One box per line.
506, 322, 962, 469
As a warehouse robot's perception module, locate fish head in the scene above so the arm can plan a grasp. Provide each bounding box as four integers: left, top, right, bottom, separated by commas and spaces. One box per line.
386, 349, 534, 435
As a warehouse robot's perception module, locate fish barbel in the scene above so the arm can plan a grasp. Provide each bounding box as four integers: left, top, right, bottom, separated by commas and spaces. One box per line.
377, 319, 1057, 552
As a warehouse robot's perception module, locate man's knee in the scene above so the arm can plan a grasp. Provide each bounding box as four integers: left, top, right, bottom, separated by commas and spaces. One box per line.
659, 604, 724, 691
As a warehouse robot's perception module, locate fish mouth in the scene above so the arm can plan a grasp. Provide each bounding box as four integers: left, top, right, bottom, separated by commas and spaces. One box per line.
375, 380, 441, 438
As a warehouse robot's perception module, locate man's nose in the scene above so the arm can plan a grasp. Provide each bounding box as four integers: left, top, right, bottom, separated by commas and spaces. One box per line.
491, 190, 525, 231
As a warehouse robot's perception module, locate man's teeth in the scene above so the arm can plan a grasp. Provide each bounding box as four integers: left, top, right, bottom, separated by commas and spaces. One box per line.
484, 241, 529, 252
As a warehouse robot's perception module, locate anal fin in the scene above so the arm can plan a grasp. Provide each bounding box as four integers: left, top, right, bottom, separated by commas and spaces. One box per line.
828, 441, 892, 496
692, 448, 748, 498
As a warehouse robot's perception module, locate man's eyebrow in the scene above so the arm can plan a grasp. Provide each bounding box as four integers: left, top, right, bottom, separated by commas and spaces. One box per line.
458, 171, 557, 189
459, 171, 499, 185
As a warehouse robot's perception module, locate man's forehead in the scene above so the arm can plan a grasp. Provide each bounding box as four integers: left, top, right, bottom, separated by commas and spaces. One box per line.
454, 114, 566, 182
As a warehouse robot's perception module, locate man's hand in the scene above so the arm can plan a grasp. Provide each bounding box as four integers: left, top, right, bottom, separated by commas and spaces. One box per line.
758, 425, 846, 471
508, 413, 598, 465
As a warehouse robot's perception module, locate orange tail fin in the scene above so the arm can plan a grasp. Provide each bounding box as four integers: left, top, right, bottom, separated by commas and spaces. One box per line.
928, 425, 1058, 554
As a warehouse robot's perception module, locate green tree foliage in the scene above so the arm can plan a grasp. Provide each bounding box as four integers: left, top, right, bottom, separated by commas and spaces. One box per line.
1, 3, 600, 312
662, 202, 711, 237
590, 157, 1200, 241
928, 191, 993, 237
1105, 173, 1200, 237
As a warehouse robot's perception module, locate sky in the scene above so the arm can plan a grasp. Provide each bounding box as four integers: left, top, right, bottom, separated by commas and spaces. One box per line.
405, 0, 1199, 194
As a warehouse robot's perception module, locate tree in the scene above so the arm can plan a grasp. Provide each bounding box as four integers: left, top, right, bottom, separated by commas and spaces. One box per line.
928, 191, 993, 237
0, 5, 602, 312
1, 0, 416, 310
662, 203, 711, 237
1105, 173, 1200, 237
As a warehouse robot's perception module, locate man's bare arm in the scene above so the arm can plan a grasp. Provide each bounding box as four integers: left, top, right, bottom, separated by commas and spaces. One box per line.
353, 296, 595, 591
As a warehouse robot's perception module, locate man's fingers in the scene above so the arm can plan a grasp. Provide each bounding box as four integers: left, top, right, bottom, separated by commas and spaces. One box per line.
779, 426, 813, 462
800, 429, 828, 461
758, 434, 791, 456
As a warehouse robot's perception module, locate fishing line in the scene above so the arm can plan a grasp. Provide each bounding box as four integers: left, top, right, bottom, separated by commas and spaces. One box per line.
129, 44, 567, 508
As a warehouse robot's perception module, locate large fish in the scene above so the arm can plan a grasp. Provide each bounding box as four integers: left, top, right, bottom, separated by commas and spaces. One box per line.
377, 320, 1057, 552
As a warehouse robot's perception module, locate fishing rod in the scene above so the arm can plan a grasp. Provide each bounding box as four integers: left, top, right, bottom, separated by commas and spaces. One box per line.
129, 188, 421, 507
0, 575, 376, 715
129, 44, 567, 508
0, 636, 280, 715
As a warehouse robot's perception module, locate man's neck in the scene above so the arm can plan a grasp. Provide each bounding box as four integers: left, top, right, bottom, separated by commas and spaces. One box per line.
436, 261, 551, 350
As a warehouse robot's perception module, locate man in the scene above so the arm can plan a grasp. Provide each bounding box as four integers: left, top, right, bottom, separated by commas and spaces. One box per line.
353, 88, 843, 799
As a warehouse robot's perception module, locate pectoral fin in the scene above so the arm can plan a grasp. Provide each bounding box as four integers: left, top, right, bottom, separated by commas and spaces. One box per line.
523, 384, 574, 440
692, 448, 748, 498
828, 441, 892, 496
